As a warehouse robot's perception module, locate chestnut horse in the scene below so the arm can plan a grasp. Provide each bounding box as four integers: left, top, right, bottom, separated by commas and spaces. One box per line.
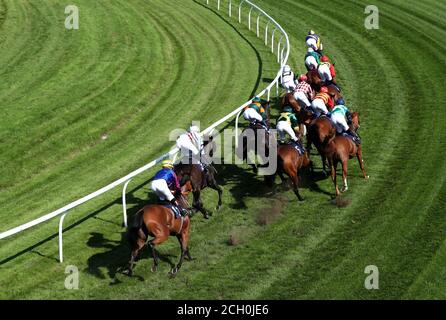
123, 191, 192, 278
280, 92, 302, 113
324, 113, 369, 196
307, 116, 337, 175
266, 144, 312, 201
306, 70, 342, 100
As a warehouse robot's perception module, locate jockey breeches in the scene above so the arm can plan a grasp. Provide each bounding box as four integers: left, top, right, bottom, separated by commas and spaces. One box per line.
151, 179, 175, 202
282, 80, 297, 93
318, 64, 332, 82
306, 38, 318, 51
331, 113, 349, 131
311, 99, 329, 114
176, 135, 200, 157
243, 108, 263, 122
294, 91, 311, 107
305, 56, 318, 71
277, 121, 298, 141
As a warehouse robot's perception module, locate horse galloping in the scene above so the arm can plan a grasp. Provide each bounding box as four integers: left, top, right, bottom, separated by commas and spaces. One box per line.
324, 112, 369, 196
123, 192, 192, 278
266, 144, 312, 201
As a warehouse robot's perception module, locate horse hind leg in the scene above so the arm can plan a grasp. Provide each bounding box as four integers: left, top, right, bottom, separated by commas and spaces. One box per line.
341, 159, 349, 193
290, 171, 304, 201
330, 158, 341, 197
170, 226, 191, 278
124, 229, 146, 276
149, 232, 169, 273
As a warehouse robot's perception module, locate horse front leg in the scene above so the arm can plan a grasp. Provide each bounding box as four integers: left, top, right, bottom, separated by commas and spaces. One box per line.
356, 146, 369, 179
209, 183, 223, 211
193, 190, 209, 219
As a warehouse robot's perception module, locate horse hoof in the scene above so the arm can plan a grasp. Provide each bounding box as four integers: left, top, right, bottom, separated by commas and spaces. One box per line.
215, 205, 221, 211
365, 175, 370, 180
341, 187, 348, 193
204, 213, 210, 220
122, 269, 133, 277
169, 268, 179, 278
151, 265, 158, 273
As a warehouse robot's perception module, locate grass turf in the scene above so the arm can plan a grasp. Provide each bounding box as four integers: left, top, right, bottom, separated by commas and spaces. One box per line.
0, 0, 446, 299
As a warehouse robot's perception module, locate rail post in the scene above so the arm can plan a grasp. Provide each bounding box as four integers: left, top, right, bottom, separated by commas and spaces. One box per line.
122, 179, 132, 228
58, 212, 68, 263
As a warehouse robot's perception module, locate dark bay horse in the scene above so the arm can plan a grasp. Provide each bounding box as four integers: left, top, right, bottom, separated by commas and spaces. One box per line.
123, 193, 192, 278
266, 144, 312, 201
174, 163, 222, 219
238, 100, 273, 174
324, 113, 369, 196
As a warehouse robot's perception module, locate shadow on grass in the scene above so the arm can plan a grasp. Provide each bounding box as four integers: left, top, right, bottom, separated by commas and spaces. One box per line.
85, 232, 177, 284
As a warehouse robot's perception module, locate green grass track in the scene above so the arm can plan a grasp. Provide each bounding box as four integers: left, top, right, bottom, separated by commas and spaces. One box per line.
1, 0, 445, 299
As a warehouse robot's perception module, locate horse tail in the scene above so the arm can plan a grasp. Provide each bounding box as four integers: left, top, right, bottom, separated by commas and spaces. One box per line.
127, 208, 145, 248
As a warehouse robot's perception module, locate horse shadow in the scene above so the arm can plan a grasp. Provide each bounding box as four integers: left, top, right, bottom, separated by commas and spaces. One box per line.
86, 231, 178, 284
216, 164, 275, 210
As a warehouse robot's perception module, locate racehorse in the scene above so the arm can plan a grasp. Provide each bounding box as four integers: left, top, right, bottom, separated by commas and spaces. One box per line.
174, 162, 222, 219
238, 101, 273, 174
279, 92, 301, 113
324, 112, 369, 196
123, 191, 192, 278
306, 69, 342, 100
266, 144, 312, 201
174, 136, 222, 219
307, 116, 337, 175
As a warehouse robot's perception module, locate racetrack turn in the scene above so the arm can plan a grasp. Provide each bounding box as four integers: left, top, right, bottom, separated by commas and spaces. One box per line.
0, 0, 445, 299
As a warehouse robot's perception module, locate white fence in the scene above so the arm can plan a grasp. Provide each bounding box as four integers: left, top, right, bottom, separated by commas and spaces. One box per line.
0, 0, 290, 263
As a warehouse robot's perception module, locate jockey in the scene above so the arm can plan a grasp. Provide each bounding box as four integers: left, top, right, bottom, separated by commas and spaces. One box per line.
305, 30, 323, 54
304, 47, 321, 71
151, 160, 186, 216
318, 56, 340, 91
276, 106, 300, 143
176, 125, 205, 167
294, 74, 315, 108
281, 65, 297, 93
330, 98, 361, 144
310, 86, 334, 116
243, 96, 268, 126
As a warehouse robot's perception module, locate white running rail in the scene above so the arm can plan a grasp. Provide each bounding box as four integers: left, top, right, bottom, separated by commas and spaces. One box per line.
0, 0, 290, 263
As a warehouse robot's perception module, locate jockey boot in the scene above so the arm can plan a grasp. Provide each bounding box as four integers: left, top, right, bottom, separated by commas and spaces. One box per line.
347, 129, 361, 145
170, 199, 183, 218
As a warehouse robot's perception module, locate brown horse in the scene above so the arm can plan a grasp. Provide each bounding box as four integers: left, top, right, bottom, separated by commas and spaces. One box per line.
306, 69, 342, 101
123, 192, 192, 278
307, 116, 337, 175
266, 144, 312, 201
279, 92, 301, 113
324, 113, 369, 196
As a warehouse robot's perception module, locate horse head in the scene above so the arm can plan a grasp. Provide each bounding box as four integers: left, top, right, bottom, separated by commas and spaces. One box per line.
350, 112, 360, 132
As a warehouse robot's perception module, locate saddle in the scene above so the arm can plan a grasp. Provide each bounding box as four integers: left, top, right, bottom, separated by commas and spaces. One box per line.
249, 120, 269, 132
341, 132, 361, 145
289, 140, 306, 155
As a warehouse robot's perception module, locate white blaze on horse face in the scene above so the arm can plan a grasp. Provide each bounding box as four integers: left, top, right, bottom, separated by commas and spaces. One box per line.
364, 5, 379, 30
65, 5, 79, 30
